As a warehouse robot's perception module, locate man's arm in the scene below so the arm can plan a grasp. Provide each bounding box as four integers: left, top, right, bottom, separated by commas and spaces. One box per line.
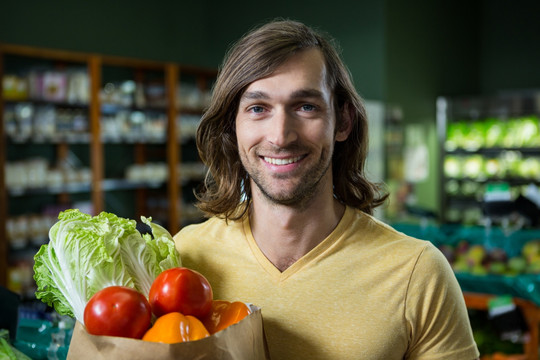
406, 243, 480, 359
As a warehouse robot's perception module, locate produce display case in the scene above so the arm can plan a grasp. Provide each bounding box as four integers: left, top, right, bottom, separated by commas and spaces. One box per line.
393, 223, 540, 304
436, 92, 540, 225
392, 222, 540, 359
433, 92, 540, 358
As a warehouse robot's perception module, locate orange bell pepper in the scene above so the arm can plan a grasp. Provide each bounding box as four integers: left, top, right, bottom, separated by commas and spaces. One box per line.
142, 312, 210, 343
201, 300, 252, 334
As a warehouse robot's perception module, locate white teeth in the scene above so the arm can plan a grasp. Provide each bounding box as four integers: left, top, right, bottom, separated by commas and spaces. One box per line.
264, 156, 302, 165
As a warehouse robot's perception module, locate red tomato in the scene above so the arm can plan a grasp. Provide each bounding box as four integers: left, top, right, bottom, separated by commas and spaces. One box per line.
84, 286, 152, 339
149, 267, 213, 318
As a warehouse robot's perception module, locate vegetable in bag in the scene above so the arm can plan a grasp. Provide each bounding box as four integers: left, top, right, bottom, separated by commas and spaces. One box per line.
33, 209, 181, 325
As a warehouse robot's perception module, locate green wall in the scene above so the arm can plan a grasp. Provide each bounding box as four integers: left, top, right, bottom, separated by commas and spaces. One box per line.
0, 0, 386, 99
201, 0, 386, 100
0, 1, 208, 64
480, 1, 540, 92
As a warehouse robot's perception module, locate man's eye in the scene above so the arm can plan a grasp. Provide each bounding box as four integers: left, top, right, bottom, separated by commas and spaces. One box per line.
300, 104, 316, 111
249, 106, 265, 113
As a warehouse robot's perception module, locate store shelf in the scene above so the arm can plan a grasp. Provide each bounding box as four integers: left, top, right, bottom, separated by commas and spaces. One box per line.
8, 134, 92, 144
8, 183, 91, 197
437, 94, 540, 225
446, 148, 540, 156
0, 43, 216, 295
7, 179, 169, 196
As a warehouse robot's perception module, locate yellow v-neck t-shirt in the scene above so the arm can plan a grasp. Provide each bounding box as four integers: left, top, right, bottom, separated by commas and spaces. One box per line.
173, 206, 479, 360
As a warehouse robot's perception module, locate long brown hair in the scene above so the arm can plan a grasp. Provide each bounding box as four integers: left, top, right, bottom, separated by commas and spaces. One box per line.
195, 19, 387, 220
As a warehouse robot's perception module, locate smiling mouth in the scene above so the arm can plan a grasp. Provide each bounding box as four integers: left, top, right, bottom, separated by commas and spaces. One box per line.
263, 156, 303, 165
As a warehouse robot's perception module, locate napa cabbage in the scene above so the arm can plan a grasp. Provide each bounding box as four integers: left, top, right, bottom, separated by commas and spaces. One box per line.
33, 209, 181, 324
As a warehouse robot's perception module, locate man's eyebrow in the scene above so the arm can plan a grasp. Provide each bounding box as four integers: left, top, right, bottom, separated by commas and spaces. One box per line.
290, 89, 324, 99
240, 89, 324, 101
240, 91, 269, 101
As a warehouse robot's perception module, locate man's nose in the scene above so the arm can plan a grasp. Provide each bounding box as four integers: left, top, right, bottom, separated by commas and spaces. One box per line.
267, 109, 298, 146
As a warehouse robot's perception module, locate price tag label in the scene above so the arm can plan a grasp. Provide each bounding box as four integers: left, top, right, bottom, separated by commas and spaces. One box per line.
484, 182, 511, 202
488, 295, 515, 317
487, 295, 528, 343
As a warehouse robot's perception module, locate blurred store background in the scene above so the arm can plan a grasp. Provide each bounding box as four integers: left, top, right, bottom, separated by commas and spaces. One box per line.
1, 0, 540, 358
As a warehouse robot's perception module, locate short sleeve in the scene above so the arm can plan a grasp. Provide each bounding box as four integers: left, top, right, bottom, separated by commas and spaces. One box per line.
405, 243, 480, 359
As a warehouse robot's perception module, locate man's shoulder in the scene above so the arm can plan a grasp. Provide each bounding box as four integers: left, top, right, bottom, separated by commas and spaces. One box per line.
349, 208, 431, 249
174, 216, 244, 242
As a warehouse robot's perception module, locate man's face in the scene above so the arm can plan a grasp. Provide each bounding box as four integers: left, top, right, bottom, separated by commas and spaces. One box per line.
235, 48, 349, 207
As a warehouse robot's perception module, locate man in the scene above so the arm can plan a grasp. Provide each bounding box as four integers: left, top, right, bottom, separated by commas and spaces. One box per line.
174, 19, 480, 360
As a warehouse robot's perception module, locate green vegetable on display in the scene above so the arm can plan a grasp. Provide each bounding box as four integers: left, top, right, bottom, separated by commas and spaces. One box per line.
33, 209, 181, 325
0, 330, 30, 360
446, 116, 540, 150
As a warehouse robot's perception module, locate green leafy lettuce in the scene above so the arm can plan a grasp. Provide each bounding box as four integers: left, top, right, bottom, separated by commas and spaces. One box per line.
33, 209, 181, 324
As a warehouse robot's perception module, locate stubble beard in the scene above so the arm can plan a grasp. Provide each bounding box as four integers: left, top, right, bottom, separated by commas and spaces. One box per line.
242, 148, 333, 210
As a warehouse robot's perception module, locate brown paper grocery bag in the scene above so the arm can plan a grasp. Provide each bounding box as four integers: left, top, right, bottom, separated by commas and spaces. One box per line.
67, 306, 270, 360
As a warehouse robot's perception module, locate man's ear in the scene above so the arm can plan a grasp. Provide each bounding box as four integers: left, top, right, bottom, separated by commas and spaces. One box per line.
336, 102, 353, 142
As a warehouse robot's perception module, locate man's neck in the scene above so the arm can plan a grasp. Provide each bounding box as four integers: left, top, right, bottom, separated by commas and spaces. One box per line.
249, 191, 345, 272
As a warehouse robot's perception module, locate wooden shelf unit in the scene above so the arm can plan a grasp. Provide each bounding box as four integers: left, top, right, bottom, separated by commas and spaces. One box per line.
0, 43, 217, 290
